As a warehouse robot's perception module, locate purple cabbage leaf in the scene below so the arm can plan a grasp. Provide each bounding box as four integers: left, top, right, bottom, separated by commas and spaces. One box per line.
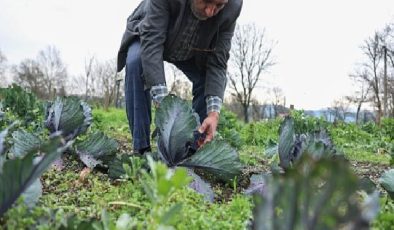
45, 97, 92, 141
186, 168, 215, 202
75, 131, 118, 169
0, 136, 72, 217
155, 95, 199, 166
10, 130, 42, 158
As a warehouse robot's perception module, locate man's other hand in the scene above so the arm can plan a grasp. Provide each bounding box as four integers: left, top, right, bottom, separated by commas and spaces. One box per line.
198, 111, 219, 144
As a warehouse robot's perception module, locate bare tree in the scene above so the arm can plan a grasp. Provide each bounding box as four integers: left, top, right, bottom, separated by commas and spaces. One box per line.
115, 70, 125, 108
347, 70, 372, 123
270, 87, 285, 117
388, 77, 394, 117
329, 98, 351, 122
250, 97, 263, 121
84, 55, 95, 101
228, 23, 275, 123
361, 33, 384, 123
384, 25, 394, 117
93, 59, 117, 110
0, 50, 6, 81
65, 55, 96, 98
66, 74, 86, 96
321, 110, 332, 122
380, 23, 394, 117
37, 45, 68, 98
355, 27, 394, 122
351, 22, 394, 121
12, 59, 46, 98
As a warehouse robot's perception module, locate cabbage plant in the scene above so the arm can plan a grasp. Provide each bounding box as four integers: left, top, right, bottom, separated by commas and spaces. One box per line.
278, 116, 339, 170
44, 97, 118, 170
251, 155, 379, 230
154, 95, 243, 201
249, 116, 379, 229
0, 135, 72, 217
0, 95, 118, 217
45, 97, 92, 141
379, 169, 394, 199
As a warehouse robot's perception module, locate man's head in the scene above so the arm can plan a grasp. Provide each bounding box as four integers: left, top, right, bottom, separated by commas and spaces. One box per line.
191, 0, 228, 20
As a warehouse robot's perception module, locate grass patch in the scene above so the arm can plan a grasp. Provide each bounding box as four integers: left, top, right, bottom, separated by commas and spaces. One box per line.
342, 147, 391, 165
238, 145, 266, 166
92, 107, 129, 139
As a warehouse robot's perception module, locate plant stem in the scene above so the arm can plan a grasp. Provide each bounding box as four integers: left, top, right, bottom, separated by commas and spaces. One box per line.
108, 201, 143, 209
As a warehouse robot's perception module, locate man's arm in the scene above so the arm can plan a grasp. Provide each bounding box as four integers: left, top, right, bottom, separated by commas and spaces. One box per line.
204, 21, 236, 100
204, 0, 242, 100
199, 2, 243, 143
139, 0, 169, 89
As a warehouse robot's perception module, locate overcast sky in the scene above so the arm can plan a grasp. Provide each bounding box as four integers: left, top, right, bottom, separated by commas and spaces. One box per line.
1, 0, 394, 110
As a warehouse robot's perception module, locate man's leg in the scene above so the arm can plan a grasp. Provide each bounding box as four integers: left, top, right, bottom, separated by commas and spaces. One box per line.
124, 40, 152, 153
174, 60, 207, 123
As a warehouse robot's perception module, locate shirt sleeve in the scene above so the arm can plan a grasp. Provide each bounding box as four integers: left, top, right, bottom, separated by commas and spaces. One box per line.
150, 84, 168, 104
206, 95, 223, 114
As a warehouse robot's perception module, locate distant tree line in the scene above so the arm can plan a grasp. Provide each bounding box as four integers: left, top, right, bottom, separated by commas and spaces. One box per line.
0, 46, 122, 110
226, 21, 394, 124
347, 22, 394, 123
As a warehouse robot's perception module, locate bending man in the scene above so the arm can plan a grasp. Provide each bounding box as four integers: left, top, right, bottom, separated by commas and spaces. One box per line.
117, 0, 243, 154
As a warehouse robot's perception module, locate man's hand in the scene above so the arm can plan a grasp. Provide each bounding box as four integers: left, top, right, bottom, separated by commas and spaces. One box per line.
198, 111, 219, 144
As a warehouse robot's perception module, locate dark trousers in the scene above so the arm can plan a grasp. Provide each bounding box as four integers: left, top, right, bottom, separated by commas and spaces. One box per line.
125, 39, 207, 150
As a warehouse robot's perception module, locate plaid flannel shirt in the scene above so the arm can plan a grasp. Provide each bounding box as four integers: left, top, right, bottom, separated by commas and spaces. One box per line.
150, 1, 222, 114
168, 3, 200, 62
